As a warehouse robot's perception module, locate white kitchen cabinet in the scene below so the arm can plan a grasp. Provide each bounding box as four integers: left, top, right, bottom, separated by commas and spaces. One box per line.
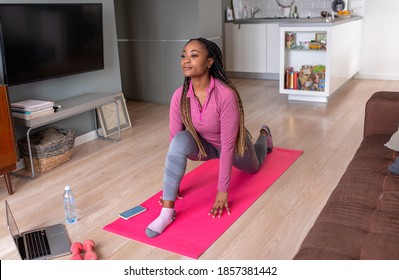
225, 23, 267, 73
266, 23, 280, 74
279, 19, 362, 103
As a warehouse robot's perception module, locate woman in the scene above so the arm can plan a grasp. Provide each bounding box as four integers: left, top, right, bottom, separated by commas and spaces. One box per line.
145, 38, 273, 238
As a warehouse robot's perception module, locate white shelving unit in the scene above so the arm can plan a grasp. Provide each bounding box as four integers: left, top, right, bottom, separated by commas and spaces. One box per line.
279, 19, 362, 103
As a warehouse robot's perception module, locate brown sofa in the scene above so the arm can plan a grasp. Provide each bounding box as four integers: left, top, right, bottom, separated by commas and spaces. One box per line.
294, 91, 399, 260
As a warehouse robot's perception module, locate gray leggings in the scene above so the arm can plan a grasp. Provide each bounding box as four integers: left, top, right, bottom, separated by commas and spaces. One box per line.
163, 130, 267, 201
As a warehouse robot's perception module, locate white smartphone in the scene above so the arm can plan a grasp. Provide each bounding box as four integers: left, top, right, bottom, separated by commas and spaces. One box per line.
119, 205, 147, 220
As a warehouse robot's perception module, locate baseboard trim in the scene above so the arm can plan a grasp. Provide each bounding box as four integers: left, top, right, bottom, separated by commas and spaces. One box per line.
74, 130, 99, 147
355, 73, 399, 81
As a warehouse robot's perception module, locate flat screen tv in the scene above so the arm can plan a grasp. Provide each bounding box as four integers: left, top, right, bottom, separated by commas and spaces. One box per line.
0, 3, 104, 87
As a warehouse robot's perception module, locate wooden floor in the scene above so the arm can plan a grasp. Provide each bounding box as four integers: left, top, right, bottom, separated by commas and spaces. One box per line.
1, 78, 399, 260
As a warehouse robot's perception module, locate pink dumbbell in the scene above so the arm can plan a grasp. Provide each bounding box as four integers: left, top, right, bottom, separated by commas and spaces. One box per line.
70, 242, 83, 260
83, 239, 98, 260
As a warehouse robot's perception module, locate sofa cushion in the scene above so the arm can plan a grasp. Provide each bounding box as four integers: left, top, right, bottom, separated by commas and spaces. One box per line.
294, 134, 399, 259
364, 92, 399, 138
361, 233, 399, 259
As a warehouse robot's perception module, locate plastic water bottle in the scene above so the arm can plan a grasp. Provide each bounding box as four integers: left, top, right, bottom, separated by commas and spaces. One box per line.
63, 185, 77, 224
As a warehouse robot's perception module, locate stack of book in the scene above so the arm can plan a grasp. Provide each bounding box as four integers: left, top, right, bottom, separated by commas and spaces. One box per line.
11, 99, 55, 120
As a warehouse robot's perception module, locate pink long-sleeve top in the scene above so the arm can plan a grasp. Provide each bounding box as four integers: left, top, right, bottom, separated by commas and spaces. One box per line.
169, 76, 240, 192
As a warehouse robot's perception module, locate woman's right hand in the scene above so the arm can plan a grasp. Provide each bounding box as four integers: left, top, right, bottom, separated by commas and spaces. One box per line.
209, 191, 230, 218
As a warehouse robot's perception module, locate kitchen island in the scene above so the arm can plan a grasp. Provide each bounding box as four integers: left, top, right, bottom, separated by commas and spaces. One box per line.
279, 16, 362, 103
224, 16, 362, 103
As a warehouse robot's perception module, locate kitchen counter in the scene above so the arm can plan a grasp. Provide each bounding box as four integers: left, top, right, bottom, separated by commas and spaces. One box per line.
224, 14, 362, 101
226, 15, 362, 27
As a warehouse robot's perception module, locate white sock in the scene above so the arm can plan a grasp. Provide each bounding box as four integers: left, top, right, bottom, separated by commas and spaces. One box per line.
145, 207, 175, 238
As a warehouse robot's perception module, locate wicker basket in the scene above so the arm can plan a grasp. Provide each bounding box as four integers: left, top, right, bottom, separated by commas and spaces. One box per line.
18, 128, 76, 173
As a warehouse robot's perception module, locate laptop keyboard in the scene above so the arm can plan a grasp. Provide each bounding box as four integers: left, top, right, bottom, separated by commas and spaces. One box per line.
25, 229, 51, 259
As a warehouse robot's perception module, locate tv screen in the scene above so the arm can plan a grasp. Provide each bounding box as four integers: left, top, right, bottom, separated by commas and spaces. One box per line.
0, 3, 104, 86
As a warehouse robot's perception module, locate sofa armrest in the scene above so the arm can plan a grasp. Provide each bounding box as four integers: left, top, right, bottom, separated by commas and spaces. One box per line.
364, 91, 399, 139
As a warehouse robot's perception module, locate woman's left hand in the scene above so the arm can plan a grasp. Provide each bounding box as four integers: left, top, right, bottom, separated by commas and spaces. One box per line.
209, 191, 230, 218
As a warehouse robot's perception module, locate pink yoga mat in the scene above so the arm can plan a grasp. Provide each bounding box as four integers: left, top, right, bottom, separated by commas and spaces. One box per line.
103, 147, 303, 259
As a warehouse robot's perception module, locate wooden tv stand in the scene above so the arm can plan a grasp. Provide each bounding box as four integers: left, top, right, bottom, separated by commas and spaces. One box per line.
0, 85, 18, 194
13, 92, 121, 179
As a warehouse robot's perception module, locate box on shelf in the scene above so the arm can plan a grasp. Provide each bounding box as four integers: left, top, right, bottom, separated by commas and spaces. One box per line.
18, 127, 76, 173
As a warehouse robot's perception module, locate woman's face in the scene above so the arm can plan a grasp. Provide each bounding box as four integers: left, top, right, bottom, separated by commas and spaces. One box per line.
180, 40, 214, 78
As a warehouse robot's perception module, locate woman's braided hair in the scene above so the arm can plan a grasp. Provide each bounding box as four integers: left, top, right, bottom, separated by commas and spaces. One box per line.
180, 38, 247, 159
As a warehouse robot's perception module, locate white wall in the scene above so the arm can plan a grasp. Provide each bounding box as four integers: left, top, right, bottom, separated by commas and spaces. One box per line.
357, 0, 399, 80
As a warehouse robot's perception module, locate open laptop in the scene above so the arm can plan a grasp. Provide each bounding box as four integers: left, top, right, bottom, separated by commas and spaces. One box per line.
6, 200, 71, 260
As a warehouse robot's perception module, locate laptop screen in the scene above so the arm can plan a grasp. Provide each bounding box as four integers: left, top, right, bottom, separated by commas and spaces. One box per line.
6, 200, 21, 239
5, 200, 25, 259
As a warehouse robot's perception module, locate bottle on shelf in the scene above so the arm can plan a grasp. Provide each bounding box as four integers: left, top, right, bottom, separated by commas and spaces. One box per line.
63, 185, 77, 224
242, 5, 249, 19
292, 5, 299, 18
226, 6, 233, 21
